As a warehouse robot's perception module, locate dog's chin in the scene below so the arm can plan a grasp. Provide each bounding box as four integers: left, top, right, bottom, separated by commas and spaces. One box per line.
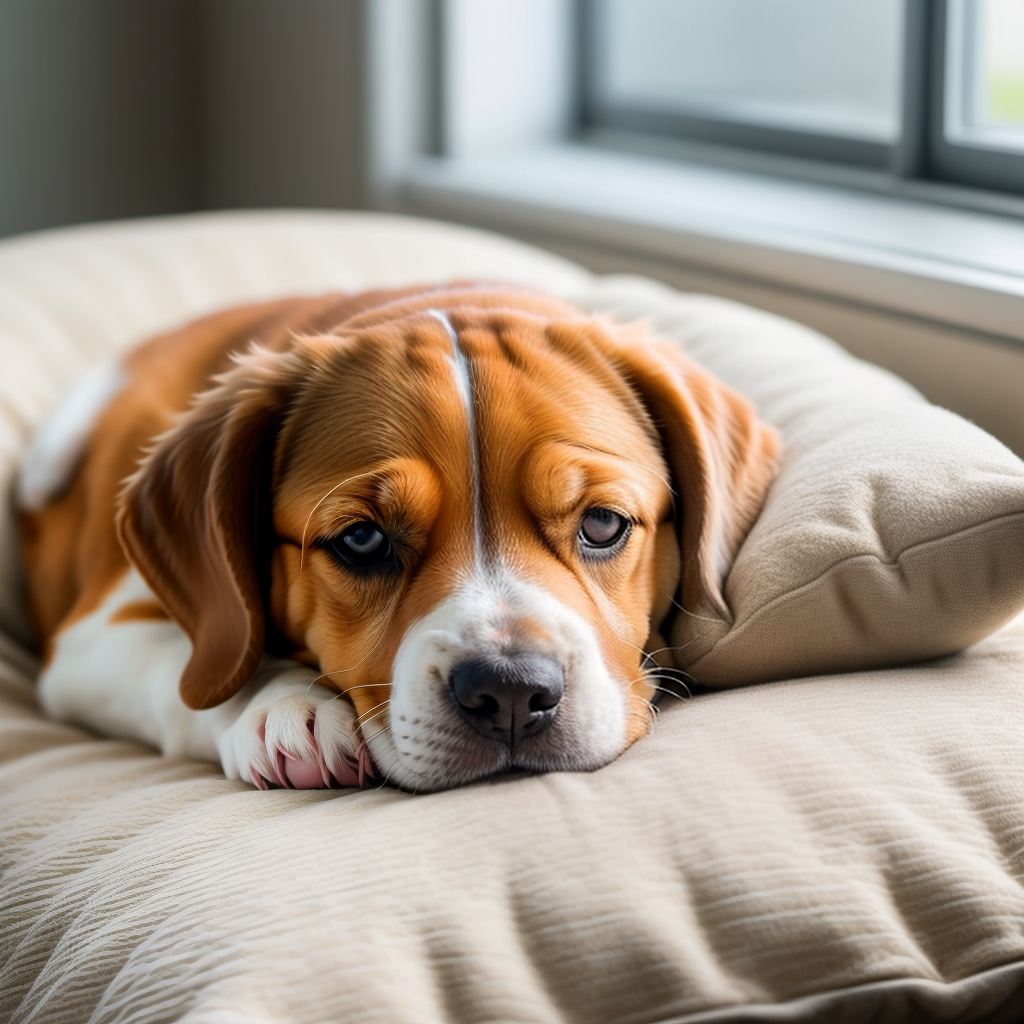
361, 722, 626, 793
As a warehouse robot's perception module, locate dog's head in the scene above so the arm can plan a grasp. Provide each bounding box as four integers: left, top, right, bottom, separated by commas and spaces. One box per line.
119, 285, 779, 790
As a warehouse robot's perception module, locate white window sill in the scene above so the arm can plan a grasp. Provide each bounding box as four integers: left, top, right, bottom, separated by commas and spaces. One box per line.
403, 143, 1024, 349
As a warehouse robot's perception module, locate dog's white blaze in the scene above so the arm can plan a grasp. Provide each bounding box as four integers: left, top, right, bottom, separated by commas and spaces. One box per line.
427, 308, 483, 566
17, 358, 127, 511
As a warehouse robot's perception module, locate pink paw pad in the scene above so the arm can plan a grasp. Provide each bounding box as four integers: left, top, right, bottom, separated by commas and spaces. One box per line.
282, 753, 328, 789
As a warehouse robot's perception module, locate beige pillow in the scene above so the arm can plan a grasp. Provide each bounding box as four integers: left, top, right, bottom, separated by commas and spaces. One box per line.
572, 277, 1024, 685
4, 600, 1024, 1023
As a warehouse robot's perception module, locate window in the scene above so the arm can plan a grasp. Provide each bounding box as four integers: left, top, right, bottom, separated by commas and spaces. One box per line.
406, 0, 1024, 458
582, 0, 1024, 195
932, 0, 1024, 190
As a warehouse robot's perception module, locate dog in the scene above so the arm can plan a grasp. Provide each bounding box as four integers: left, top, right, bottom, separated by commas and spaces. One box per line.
17, 283, 779, 792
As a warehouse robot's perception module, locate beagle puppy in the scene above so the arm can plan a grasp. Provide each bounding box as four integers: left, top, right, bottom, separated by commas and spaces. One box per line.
18, 284, 779, 792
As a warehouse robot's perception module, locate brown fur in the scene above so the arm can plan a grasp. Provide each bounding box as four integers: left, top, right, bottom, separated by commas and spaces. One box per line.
108, 600, 170, 624
22, 284, 780, 754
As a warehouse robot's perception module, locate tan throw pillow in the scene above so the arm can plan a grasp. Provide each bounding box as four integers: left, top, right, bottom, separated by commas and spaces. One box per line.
573, 276, 1024, 685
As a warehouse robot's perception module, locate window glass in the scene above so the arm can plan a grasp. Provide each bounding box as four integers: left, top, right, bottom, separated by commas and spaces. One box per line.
946, 0, 1024, 152
592, 0, 903, 143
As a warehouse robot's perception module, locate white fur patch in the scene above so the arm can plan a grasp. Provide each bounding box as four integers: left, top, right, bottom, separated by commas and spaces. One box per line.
39, 567, 362, 788
38, 567, 210, 756
366, 566, 628, 791
427, 308, 483, 565
17, 358, 127, 511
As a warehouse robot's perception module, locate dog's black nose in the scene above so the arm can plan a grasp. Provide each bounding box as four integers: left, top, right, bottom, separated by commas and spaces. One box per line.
450, 653, 564, 745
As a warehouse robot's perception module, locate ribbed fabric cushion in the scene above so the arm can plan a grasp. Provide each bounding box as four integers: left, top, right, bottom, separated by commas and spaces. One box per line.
2, 617, 1024, 1022
2, 211, 1024, 1023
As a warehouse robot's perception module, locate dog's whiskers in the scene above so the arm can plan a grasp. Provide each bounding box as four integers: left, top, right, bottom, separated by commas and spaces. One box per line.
627, 691, 659, 733
379, 747, 427, 791
663, 592, 724, 624
642, 637, 698, 663
625, 667, 696, 702
569, 440, 676, 497
639, 682, 685, 701
305, 671, 388, 699
357, 708, 392, 733
301, 600, 400, 699
332, 680, 388, 693
355, 698, 390, 727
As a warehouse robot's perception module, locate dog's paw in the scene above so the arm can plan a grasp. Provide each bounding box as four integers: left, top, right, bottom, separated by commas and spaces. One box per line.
217, 670, 373, 790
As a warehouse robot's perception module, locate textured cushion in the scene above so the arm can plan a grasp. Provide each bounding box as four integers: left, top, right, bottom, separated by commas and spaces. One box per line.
2, 211, 1024, 1023
572, 277, 1024, 684
3, 602, 1024, 1022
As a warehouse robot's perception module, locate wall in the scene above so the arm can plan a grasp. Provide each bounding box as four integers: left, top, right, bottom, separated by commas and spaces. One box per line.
201, 0, 367, 211
0, 0, 201, 238
0, 0, 367, 240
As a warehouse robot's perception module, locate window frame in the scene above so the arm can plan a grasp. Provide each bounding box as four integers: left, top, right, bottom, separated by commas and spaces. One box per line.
577, 0, 895, 171
577, 0, 1024, 197
927, 0, 1024, 193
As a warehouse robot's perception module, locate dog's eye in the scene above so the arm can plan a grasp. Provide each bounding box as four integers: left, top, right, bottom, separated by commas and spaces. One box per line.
330, 521, 392, 568
579, 508, 631, 554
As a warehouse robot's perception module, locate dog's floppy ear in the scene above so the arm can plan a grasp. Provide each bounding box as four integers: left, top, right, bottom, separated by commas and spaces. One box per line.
117, 345, 303, 710
607, 329, 781, 620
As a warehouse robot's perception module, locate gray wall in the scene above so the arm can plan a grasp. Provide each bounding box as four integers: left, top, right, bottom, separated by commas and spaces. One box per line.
0, 0, 367, 240
0, 0, 200, 237
202, 0, 367, 211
